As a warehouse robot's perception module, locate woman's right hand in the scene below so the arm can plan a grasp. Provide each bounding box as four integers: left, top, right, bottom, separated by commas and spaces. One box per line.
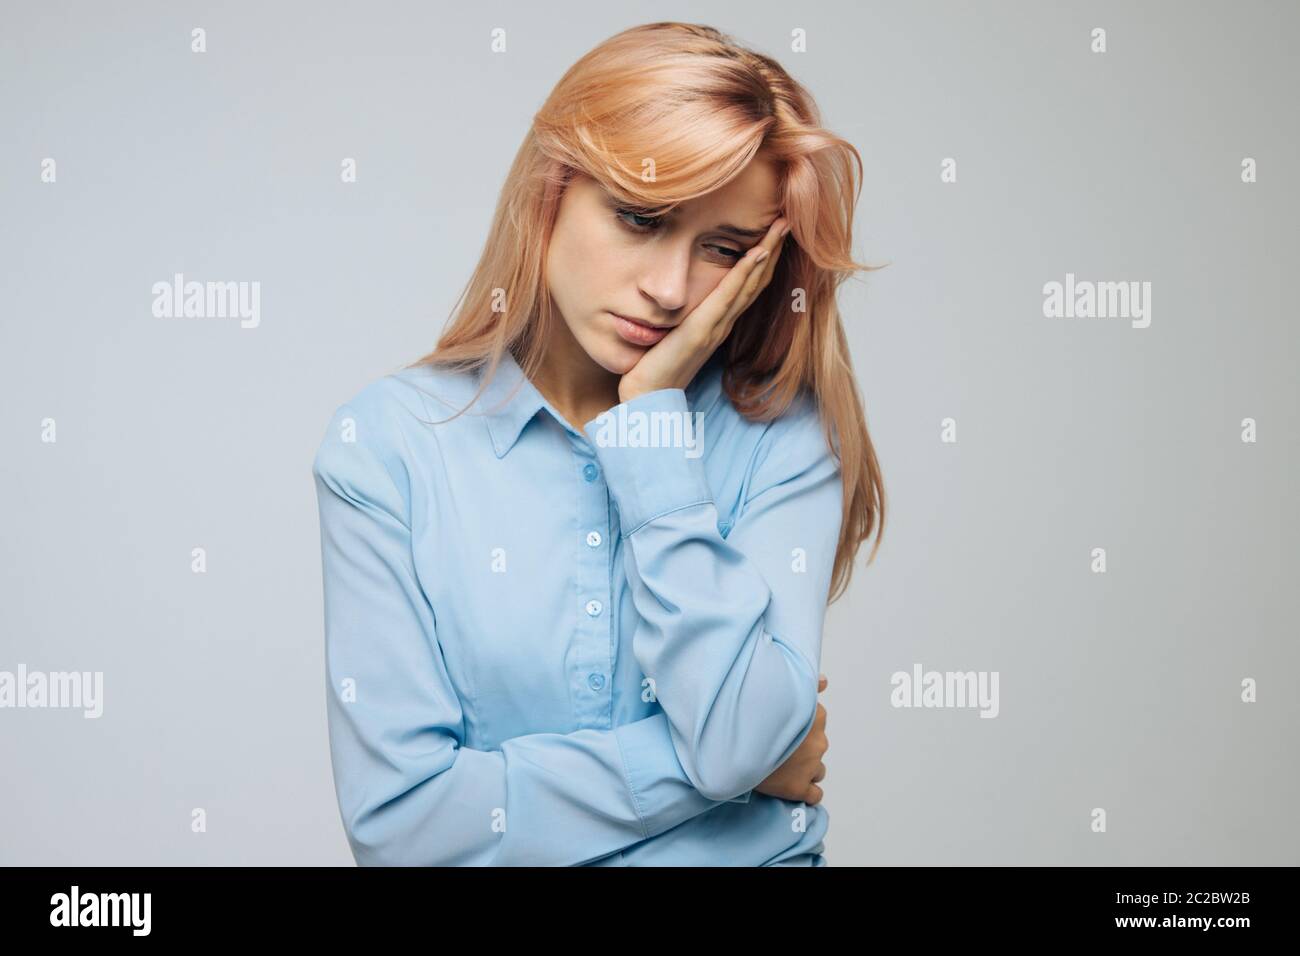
753, 674, 829, 805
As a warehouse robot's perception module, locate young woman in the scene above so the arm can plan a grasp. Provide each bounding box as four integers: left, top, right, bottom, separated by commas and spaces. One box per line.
312, 21, 885, 866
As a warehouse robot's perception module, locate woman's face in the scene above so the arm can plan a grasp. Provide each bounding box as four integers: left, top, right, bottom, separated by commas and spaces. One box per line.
544, 157, 783, 377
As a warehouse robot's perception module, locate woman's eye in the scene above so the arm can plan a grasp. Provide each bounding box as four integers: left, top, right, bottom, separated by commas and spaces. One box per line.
614, 208, 742, 263
614, 208, 662, 230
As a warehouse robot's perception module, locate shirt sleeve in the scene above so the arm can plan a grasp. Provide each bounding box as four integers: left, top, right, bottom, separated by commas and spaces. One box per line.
312, 405, 730, 867
583, 387, 843, 803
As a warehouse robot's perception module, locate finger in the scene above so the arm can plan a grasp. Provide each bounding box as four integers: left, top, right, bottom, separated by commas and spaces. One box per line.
714, 251, 777, 340
707, 223, 783, 306
737, 247, 776, 304
701, 253, 774, 345
732, 231, 779, 284
686, 241, 773, 338
687, 216, 789, 341
727, 217, 789, 321
741, 217, 788, 287
818, 674, 828, 692
758, 215, 789, 252
759, 215, 791, 258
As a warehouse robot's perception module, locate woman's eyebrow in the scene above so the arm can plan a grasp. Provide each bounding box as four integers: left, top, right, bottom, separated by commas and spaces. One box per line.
714, 222, 769, 239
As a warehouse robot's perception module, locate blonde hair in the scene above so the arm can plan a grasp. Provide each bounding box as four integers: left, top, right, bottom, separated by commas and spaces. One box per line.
406, 21, 886, 603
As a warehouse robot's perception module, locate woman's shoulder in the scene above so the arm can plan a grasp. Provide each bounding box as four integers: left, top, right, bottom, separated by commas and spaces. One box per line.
312, 363, 477, 478
690, 363, 837, 526
697, 360, 829, 461
368, 362, 479, 422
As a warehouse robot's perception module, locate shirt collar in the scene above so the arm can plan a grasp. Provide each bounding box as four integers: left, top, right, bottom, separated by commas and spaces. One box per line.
477, 346, 723, 459
478, 349, 550, 458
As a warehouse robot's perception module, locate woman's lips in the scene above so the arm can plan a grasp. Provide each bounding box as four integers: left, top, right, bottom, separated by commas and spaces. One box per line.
610, 312, 670, 346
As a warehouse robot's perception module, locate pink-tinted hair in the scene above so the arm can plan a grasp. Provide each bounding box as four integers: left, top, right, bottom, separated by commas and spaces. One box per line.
407, 21, 886, 602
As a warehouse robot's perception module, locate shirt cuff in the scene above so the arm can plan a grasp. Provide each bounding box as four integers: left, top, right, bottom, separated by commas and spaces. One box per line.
614, 712, 728, 837
582, 388, 714, 534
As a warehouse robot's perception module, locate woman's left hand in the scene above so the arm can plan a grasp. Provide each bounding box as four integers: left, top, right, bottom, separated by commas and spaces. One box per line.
617, 216, 791, 404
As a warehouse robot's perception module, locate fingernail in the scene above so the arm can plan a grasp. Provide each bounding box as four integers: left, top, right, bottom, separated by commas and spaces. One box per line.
781, 223, 791, 238
754, 249, 770, 263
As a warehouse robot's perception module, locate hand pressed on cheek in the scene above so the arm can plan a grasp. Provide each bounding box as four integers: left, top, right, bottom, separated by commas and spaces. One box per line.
617, 216, 791, 403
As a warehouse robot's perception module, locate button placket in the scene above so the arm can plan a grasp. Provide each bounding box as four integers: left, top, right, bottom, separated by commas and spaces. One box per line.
574, 450, 612, 725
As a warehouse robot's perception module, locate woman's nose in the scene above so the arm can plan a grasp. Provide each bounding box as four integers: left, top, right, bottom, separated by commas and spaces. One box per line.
635, 245, 692, 313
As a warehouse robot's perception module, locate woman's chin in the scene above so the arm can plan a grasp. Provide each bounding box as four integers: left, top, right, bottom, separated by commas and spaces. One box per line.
588, 338, 646, 375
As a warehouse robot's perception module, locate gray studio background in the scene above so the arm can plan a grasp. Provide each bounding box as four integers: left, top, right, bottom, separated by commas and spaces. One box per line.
2, 0, 1296, 866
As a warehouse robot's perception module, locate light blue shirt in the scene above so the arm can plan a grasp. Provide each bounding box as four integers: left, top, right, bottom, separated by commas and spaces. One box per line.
312, 347, 841, 865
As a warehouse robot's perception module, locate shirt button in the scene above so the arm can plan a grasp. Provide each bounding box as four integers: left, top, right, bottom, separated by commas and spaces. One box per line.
585, 599, 603, 617
586, 531, 602, 548
583, 463, 599, 482
588, 673, 606, 690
